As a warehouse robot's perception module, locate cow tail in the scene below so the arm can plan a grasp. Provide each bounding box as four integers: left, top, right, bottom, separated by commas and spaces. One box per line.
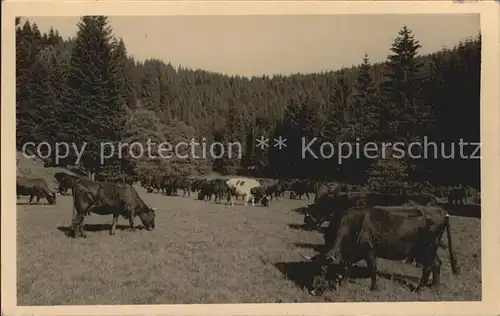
445, 214, 460, 275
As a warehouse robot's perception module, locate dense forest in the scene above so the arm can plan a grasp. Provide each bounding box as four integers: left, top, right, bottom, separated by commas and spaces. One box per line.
15, 16, 481, 190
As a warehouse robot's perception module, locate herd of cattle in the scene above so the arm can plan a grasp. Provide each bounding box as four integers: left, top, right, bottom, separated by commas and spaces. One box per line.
16, 171, 479, 296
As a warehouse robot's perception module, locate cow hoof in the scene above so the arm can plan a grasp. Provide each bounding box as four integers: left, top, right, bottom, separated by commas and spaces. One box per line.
369, 285, 379, 291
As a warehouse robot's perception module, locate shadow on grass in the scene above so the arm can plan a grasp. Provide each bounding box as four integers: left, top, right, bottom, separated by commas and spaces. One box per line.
293, 242, 324, 252
273, 261, 319, 290
274, 261, 422, 293
288, 223, 325, 233
291, 206, 309, 215
288, 223, 311, 231
57, 224, 140, 237
16, 202, 53, 206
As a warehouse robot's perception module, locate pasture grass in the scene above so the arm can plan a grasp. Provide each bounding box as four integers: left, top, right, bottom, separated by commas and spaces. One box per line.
17, 187, 481, 305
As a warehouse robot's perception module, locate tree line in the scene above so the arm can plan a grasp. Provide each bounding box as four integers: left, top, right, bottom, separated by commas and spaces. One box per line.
15, 16, 481, 190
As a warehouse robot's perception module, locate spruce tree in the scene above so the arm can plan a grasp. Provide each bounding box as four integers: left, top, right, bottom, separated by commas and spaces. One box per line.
62, 16, 127, 178
381, 25, 427, 142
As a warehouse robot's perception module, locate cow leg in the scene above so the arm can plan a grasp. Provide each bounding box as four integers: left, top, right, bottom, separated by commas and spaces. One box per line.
128, 213, 136, 232
306, 193, 310, 200
72, 213, 87, 238
346, 264, 357, 284
430, 255, 442, 288
366, 252, 379, 291
110, 214, 119, 235
28, 193, 35, 204
414, 263, 433, 292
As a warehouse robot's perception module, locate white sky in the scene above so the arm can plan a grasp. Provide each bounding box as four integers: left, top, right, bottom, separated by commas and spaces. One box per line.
25, 14, 480, 77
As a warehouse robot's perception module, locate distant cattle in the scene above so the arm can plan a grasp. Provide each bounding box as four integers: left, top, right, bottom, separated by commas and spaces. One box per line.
258, 179, 283, 201
190, 179, 206, 192
290, 180, 316, 200
226, 178, 268, 206
148, 175, 166, 193
71, 179, 156, 238
314, 182, 341, 201
169, 177, 192, 197
198, 181, 215, 201
302, 205, 459, 295
197, 179, 227, 202
17, 178, 56, 205
448, 187, 467, 204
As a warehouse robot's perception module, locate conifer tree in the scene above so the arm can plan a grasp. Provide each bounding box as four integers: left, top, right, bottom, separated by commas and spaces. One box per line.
62, 16, 127, 178
381, 25, 427, 142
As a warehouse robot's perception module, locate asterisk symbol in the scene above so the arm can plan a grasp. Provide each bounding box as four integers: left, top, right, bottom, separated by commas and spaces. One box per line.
255, 136, 269, 150
274, 136, 287, 150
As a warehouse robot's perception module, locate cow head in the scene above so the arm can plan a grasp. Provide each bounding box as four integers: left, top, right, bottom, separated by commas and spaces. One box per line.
300, 252, 337, 296
139, 207, 156, 230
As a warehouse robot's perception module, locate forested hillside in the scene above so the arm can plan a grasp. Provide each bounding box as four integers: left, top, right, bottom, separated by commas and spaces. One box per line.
15, 16, 481, 189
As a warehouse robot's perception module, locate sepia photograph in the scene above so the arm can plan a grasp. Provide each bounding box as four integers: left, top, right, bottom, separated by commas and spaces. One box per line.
2, 1, 500, 315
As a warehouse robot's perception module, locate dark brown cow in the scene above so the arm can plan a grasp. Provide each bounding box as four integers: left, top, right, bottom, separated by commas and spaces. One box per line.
314, 182, 341, 202
17, 178, 56, 204
302, 205, 459, 295
290, 180, 315, 200
71, 179, 156, 238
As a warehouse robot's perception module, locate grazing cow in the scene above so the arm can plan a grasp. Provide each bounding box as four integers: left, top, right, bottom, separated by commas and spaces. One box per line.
304, 191, 438, 230
258, 179, 282, 201
225, 178, 268, 206
71, 179, 156, 238
290, 180, 316, 200
17, 178, 56, 205
448, 187, 467, 204
302, 205, 459, 295
197, 179, 225, 202
149, 175, 166, 193
212, 179, 229, 202
198, 180, 216, 201
190, 179, 205, 192
177, 178, 193, 197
